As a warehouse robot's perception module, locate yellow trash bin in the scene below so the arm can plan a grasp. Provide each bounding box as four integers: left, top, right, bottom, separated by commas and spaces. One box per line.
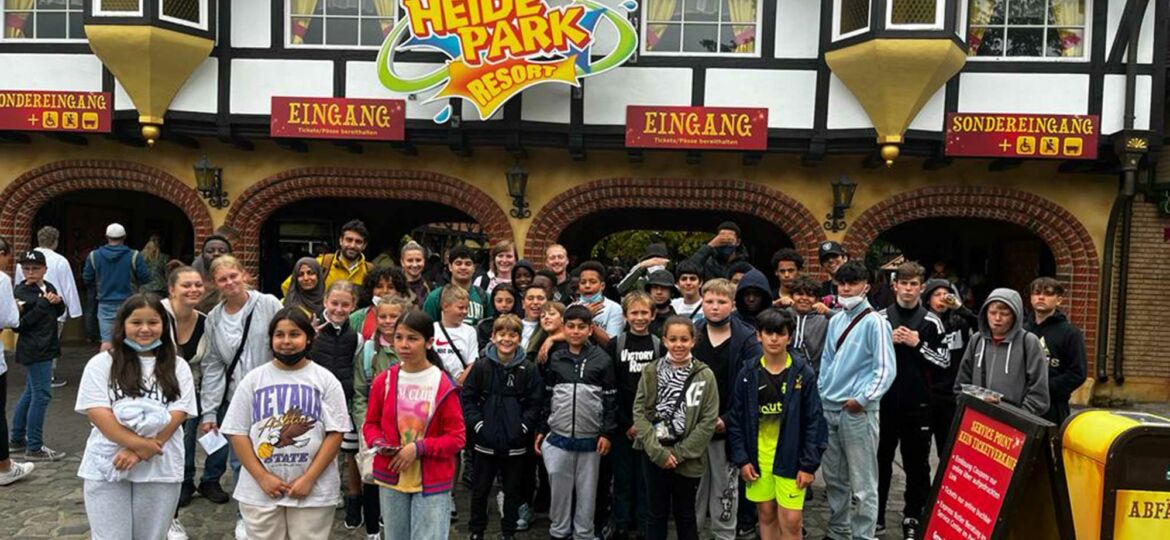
1061, 410, 1170, 540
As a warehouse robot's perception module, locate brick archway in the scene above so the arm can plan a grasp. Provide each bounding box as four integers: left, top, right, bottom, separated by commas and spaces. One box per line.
224, 167, 513, 273
524, 178, 828, 270
843, 185, 1101, 359
0, 160, 214, 266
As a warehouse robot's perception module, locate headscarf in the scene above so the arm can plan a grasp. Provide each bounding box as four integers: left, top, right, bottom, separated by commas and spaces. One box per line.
284, 257, 325, 317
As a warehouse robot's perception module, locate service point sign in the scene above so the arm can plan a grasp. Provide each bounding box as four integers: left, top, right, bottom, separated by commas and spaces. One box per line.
270, 97, 405, 141
625, 106, 769, 151
946, 113, 1099, 160
0, 90, 111, 133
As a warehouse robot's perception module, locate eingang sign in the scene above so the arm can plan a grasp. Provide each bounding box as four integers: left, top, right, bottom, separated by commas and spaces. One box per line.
377, 0, 638, 120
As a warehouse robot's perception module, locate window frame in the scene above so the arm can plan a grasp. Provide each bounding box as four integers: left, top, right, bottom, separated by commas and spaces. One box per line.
92, 0, 145, 17
284, 0, 399, 50
832, 0, 872, 41
639, 0, 765, 58
158, 0, 209, 30
886, 0, 945, 30
962, 0, 1092, 62
0, 0, 88, 43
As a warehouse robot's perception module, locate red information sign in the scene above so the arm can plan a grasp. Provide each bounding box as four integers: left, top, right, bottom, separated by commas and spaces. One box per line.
0, 90, 111, 133
625, 106, 768, 151
925, 408, 1026, 540
945, 113, 1098, 160
271, 96, 405, 141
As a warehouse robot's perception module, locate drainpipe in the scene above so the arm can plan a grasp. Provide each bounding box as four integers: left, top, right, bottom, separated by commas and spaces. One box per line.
1112, 10, 1143, 384
1095, 195, 1122, 382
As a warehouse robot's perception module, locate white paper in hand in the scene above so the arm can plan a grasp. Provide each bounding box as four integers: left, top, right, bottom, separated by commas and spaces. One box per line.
198, 429, 228, 454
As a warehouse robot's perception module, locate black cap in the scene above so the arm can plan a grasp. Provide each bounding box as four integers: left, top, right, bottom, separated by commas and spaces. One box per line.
717, 221, 741, 237
642, 243, 669, 261
645, 269, 676, 290
818, 241, 845, 262
18, 250, 46, 266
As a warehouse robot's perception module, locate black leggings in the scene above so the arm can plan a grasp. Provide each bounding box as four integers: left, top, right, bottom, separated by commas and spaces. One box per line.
363, 483, 380, 535
0, 372, 8, 462
642, 454, 701, 540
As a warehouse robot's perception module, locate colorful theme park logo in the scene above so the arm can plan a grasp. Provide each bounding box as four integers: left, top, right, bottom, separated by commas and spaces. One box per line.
377, 0, 638, 121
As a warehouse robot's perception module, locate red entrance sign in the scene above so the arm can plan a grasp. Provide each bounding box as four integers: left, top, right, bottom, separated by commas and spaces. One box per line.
271, 96, 405, 141
924, 408, 1026, 540
945, 113, 1098, 160
0, 90, 111, 133
626, 106, 768, 151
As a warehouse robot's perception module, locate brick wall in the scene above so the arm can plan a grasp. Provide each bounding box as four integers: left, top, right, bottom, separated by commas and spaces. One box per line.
1105, 194, 1170, 380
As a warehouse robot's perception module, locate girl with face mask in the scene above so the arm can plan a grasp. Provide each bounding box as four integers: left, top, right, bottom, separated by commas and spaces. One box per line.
219, 308, 352, 540
76, 293, 198, 540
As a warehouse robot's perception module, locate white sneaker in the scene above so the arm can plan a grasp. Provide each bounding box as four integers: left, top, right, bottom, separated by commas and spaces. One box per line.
366, 535, 380, 540
0, 462, 34, 486
234, 518, 247, 540
167, 518, 189, 540
497, 490, 505, 518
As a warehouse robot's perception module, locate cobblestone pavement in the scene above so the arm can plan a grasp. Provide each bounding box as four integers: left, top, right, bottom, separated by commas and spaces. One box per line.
1, 346, 1165, 539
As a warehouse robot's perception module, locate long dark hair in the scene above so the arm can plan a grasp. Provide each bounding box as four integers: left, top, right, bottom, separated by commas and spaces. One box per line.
268, 307, 317, 353
395, 309, 450, 376
110, 293, 181, 403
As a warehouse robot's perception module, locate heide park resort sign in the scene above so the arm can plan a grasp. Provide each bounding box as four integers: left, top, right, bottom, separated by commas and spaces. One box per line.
377, 0, 637, 120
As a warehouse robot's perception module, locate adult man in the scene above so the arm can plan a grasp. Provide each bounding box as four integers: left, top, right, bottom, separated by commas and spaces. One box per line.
423, 245, 489, 325
545, 244, 573, 302
0, 238, 35, 484
1025, 278, 1086, 424
921, 279, 977, 456
685, 221, 750, 281
15, 227, 81, 388
817, 241, 848, 306
819, 261, 895, 540
280, 219, 372, 295
876, 262, 948, 539
769, 248, 804, 308
193, 233, 232, 313
82, 223, 151, 351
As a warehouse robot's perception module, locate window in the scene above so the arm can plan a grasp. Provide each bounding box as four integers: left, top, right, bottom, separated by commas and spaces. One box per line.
159, 0, 207, 29
835, 0, 871, 39
642, 0, 762, 56
2, 0, 85, 41
967, 0, 1087, 58
94, 0, 143, 16
287, 0, 397, 48
888, 0, 942, 28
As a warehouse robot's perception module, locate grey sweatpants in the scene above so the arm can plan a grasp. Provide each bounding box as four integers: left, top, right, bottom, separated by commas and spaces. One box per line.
542, 440, 600, 540
84, 479, 181, 540
695, 440, 738, 540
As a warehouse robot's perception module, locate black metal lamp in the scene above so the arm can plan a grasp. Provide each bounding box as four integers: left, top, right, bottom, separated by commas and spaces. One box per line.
193, 155, 230, 209
824, 175, 857, 232
506, 160, 530, 219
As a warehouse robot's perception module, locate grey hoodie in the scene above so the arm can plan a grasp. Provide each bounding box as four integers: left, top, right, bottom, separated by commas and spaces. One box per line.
954, 288, 1049, 416
199, 290, 284, 423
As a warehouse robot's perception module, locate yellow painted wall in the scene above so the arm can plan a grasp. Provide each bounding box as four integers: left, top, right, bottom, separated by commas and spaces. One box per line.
0, 138, 1117, 259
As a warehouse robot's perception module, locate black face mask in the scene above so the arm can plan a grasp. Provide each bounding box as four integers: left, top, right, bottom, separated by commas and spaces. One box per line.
274, 350, 308, 366
707, 315, 731, 327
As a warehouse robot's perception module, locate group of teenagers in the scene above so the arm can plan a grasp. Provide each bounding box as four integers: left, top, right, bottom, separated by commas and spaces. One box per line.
2, 217, 1087, 540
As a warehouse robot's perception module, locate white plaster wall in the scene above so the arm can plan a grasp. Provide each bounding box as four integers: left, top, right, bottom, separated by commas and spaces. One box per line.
704, 69, 816, 128
908, 87, 946, 132
522, 83, 572, 124
231, 59, 332, 114
775, 0, 820, 59
1106, 0, 1155, 63
170, 57, 218, 113
0, 54, 103, 92
231, 1, 272, 48
583, 67, 691, 125
826, 73, 873, 129
1100, 74, 1152, 134
957, 73, 1090, 115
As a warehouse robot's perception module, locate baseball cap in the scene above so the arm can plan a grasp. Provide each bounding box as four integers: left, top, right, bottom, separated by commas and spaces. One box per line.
645, 269, 676, 290
106, 223, 126, 239
818, 241, 845, 262
641, 243, 669, 261
18, 250, 46, 266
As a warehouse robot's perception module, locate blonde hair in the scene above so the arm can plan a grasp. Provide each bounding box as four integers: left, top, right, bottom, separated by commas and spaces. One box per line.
326, 280, 358, 303
542, 301, 566, 316
377, 294, 413, 315
440, 285, 470, 306
209, 255, 246, 278
621, 290, 652, 313
492, 314, 523, 335
701, 278, 736, 299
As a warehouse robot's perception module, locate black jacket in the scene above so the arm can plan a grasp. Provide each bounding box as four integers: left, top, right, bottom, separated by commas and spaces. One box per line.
14, 281, 65, 366
734, 268, 774, 327
463, 344, 543, 456
684, 244, 750, 281
539, 341, 617, 449
311, 318, 358, 400
878, 303, 948, 415
1024, 311, 1086, 424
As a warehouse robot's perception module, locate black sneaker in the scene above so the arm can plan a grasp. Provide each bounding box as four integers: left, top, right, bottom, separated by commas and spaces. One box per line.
8, 439, 25, 452
177, 481, 197, 508
344, 495, 363, 529
25, 446, 66, 461
902, 518, 920, 540
197, 481, 230, 504
50, 377, 67, 389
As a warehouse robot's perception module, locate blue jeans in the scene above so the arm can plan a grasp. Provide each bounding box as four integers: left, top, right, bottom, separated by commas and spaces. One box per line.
11, 361, 53, 451
201, 403, 240, 484
822, 407, 880, 540
380, 487, 451, 540
97, 301, 120, 342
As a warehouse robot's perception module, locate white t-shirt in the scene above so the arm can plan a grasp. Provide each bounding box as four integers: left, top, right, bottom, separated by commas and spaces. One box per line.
75, 351, 197, 483
220, 361, 352, 508
671, 297, 705, 323
521, 319, 539, 350
433, 322, 479, 379
219, 307, 252, 370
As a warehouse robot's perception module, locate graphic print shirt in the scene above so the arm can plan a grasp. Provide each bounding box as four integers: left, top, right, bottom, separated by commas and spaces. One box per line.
221, 361, 352, 508
393, 365, 442, 493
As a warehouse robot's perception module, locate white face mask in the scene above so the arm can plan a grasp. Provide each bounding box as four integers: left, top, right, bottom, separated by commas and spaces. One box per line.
838, 286, 870, 310
647, 265, 666, 274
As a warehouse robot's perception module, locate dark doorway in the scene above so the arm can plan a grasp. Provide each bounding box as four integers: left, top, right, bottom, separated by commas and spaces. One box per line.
871, 217, 1057, 308
258, 198, 485, 294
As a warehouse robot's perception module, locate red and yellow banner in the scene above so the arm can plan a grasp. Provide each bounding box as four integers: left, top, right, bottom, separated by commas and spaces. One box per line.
435, 56, 578, 117
0, 90, 111, 133
270, 97, 405, 141
945, 113, 1098, 160
625, 106, 768, 151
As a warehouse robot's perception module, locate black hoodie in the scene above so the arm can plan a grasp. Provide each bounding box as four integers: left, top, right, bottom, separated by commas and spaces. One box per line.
734, 268, 774, 328
1024, 310, 1086, 424
684, 243, 750, 281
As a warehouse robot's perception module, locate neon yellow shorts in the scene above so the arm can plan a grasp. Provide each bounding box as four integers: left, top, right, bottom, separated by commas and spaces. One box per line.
745, 473, 805, 510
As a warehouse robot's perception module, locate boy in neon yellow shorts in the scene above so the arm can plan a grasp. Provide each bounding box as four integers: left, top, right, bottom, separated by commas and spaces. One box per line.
726, 309, 828, 539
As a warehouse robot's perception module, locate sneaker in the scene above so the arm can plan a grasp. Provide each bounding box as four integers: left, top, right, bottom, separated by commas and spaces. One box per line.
167, 518, 189, 540
8, 439, 25, 452
876, 522, 888, 536
25, 446, 65, 461
367, 535, 380, 540
450, 493, 458, 521
516, 503, 532, 531
344, 495, 363, 529
736, 526, 758, 540
497, 490, 506, 518
198, 481, 231, 504
0, 462, 34, 486
470, 534, 485, 540
50, 377, 67, 388
902, 518, 921, 540
177, 481, 196, 508
234, 518, 247, 540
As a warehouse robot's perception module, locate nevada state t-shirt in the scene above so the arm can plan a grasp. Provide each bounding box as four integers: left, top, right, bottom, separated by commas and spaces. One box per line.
221, 361, 352, 508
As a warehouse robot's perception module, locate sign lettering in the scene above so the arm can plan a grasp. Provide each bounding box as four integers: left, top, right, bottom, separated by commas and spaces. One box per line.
0, 90, 111, 133
625, 106, 768, 151
945, 113, 1099, 160
270, 97, 405, 141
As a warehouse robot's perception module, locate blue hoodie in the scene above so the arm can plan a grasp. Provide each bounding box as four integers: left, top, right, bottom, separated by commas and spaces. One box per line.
82, 244, 152, 304
818, 297, 896, 411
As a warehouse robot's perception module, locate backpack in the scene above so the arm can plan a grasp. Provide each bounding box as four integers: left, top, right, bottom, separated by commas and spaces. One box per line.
616, 332, 662, 359
88, 249, 141, 291
320, 253, 373, 278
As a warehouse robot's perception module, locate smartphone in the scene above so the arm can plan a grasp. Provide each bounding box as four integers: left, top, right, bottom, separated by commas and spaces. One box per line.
378, 445, 401, 456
